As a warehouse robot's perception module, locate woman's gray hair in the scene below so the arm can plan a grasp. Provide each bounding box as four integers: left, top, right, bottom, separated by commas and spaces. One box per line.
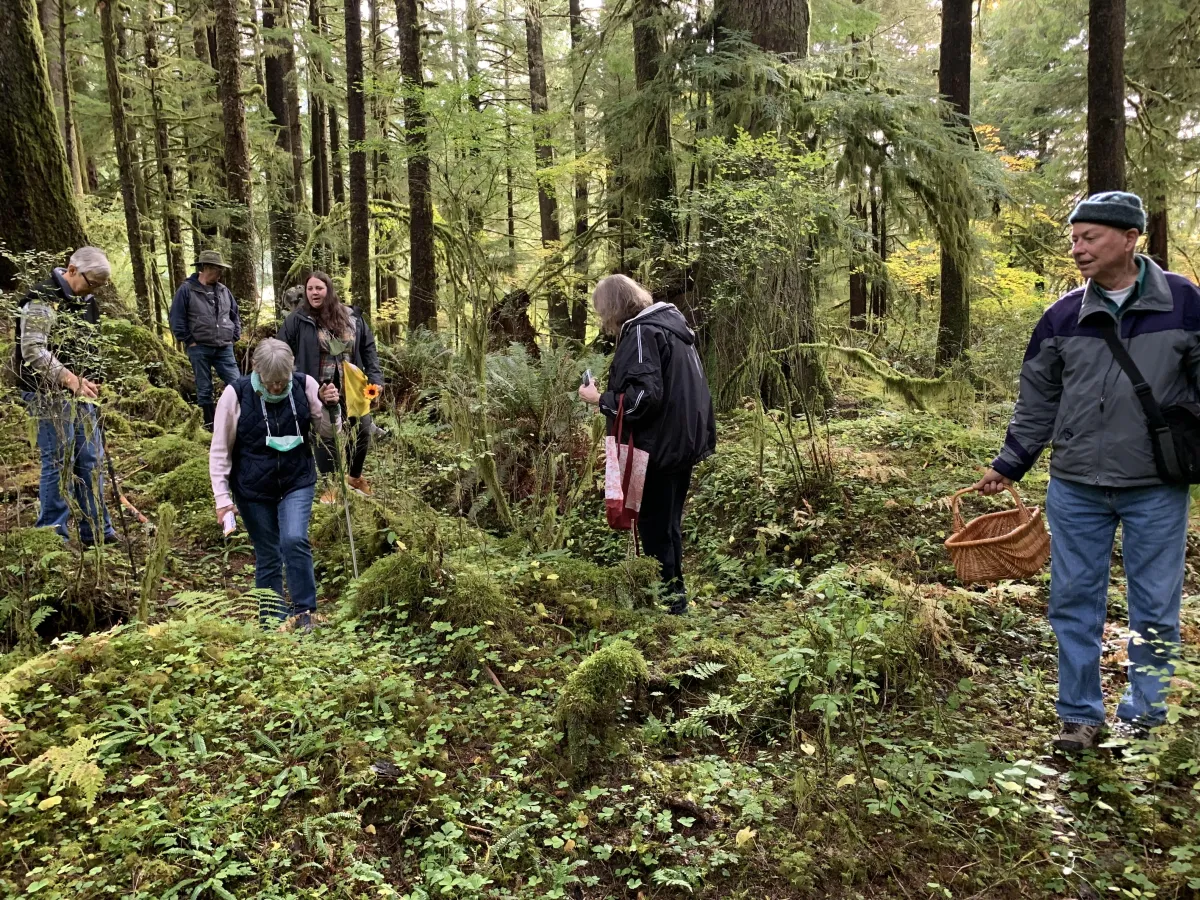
252, 338, 295, 384
592, 274, 653, 337
69, 247, 111, 283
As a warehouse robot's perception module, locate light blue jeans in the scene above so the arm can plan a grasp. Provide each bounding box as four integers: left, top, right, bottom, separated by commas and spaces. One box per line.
23, 393, 115, 545
1046, 477, 1190, 726
236, 485, 317, 621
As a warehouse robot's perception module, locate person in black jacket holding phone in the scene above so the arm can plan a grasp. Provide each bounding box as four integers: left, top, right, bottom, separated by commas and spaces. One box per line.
277, 271, 384, 501
579, 274, 716, 614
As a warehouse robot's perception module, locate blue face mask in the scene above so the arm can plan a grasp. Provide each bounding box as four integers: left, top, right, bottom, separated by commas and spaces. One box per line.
251, 371, 293, 402
259, 391, 304, 453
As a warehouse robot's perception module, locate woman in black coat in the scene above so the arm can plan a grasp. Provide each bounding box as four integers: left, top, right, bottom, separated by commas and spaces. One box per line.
277, 271, 384, 499
579, 275, 716, 614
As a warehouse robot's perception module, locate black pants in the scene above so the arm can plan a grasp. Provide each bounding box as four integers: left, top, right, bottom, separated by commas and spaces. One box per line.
637, 465, 693, 611
316, 415, 371, 478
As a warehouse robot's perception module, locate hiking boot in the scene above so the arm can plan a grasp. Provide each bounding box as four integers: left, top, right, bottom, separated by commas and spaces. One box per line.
81, 531, 123, 549
319, 487, 340, 505
346, 476, 372, 496
201, 403, 215, 432
1053, 721, 1104, 754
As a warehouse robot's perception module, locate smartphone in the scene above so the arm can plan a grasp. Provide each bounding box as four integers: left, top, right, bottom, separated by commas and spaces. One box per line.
222, 511, 237, 537
580, 369, 593, 388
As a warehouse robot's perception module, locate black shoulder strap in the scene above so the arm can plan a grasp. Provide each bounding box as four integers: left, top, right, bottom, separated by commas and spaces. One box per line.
1098, 318, 1182, 480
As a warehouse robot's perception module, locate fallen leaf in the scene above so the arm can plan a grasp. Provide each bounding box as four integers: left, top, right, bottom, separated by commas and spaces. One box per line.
735, 827, 756, 848
37, 795, 62, 811
836, 773, 857, 789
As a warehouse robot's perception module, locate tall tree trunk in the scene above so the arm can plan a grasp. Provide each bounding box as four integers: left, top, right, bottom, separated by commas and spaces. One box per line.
502, 0, 516, 270
264, 0, 299, 301
188, 3, 222, 248
464, 0, 485, 235
329, 104, 346, 205
0, 0, 88, 285
934, 0, 972, 370
714, 0, 809, 57
1087, 0, 1126, 195
397, 0, 437, 330
58, 0, 82, 196
869, 174, 888, 324
848, 194, 867, 330
98, 0, 152, 323
631, 0, 678, 246
144, 9, 186, 293
214, 0, 258, 314
1147, 201, 1168, 270
526, 0, 570, 339
308, 0, 330, 219
345, 0, 371, 317
568, 0, 590, 341
283, 4, 305, 214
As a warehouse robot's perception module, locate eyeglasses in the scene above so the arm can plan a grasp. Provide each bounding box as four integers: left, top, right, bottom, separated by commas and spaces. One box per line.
80, 272, 93, 291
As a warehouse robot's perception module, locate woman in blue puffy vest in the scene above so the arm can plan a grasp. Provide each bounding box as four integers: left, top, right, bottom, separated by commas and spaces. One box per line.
209, 339, 340, 626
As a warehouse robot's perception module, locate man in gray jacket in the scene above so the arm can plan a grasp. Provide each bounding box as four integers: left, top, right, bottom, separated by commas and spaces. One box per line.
976, 191, 1200, 753
169, 250, 242, 430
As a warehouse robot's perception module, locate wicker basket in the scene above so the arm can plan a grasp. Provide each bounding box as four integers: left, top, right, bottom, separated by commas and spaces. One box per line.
944, 485, 1051, 584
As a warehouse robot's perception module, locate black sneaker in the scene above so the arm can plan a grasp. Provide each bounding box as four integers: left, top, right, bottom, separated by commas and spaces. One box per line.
1053, 721, 1104, 754
81, 532, 123, 549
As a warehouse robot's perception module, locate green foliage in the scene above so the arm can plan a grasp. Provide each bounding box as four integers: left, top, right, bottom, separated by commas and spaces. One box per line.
137, 432, 207, 475
139, 502, 176, 621
0, 528, 69, 650
99, 319, 191, 394
17, 735, 105, 809
148, 456, 210, 506
557, 639, 649, 772
343, 550, 431, 620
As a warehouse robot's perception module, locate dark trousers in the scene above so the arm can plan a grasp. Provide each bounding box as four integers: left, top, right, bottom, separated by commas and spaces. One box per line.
316, 415, 371, 479
637, 466, 693, 611
186, 343, 240, 407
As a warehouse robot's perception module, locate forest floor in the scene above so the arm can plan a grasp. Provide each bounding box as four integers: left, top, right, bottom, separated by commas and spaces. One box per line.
3, 376, 1200, 900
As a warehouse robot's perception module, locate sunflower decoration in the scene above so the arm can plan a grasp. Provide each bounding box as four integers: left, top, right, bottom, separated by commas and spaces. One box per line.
363, 383, 382, 402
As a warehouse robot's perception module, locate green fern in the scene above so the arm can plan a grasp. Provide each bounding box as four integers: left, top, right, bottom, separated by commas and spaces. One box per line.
682, 661, 728, 682
26, 735, 105, 809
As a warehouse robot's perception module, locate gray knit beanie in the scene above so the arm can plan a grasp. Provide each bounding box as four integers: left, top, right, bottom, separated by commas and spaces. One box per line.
1068, 191, 1146, 233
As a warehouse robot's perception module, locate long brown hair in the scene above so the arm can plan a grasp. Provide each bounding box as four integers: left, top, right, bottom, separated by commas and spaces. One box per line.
303, 271, 352, 338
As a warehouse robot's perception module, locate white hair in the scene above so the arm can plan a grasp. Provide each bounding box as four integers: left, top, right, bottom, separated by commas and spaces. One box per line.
68, 247, 111, 282
252, 338, 295, 384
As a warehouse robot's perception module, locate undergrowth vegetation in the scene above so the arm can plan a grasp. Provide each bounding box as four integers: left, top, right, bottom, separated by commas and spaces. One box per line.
2, 331, 1200, 900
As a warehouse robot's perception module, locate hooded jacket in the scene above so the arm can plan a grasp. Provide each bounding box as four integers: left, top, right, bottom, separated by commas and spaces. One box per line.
599, 302, 716, 473
276, 304, 383, 387
992, 255, 1200, 488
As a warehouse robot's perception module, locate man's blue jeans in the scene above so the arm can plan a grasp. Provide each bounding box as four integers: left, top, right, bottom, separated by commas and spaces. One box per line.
187, 343, 240, 407
1046, 477, 1190, 726
237, 485, 317, 621
23, 394, 115, 545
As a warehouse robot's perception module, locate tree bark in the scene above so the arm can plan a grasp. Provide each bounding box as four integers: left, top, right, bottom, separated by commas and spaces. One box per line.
935, 0, 972, 370
144, 9, 186, 292
308, 0, 330, 219
1147, 201, 1168, 270
1087, 0, 1126, 195
0, 0, 88, 285
714, 0, 809, 57
98, 0, 152, 324
632, 0, 678, 245
849, 192, 868, 331
568, 0, 590, 341
214, 0, 258, 314
869, 176, 887, 323
526, 0, 570, 339
283, 4, 305, 214
345, 0, 372, 317
58, 0, 82, 196
264, 0, 299, 300
397, 0, 437, 330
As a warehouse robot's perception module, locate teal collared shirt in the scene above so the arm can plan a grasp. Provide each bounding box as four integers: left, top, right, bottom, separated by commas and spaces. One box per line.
1094, 257, 1146, 318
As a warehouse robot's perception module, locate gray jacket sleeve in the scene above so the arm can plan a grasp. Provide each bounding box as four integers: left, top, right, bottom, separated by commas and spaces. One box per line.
992, 317, 1063, 481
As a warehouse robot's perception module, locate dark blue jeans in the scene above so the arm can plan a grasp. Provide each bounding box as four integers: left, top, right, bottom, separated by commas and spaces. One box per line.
187, 343, 240, 406
1046, 477, 1190, 726
237, 484, 317, 621
23, 394, 115, 545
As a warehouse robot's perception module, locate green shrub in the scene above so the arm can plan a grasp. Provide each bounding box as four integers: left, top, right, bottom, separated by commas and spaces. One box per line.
138, 433, 207, 475
433, 568, 517, 630
556, 639, 648, 771
0, 528, 70, 650
150, 456, 211, 506
344, 551, 431, 619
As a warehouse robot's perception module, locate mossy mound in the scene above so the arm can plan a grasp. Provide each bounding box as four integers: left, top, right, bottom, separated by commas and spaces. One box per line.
344, 551, 432, 619
0, 393, 33, 466
312, 495, 399, 577
431, 568, 517, 631
138, 433, 208, 475
556, 639, 648, 772
150, 456, 211, 506
101, 319, 192, 393
114, 383, 193, 433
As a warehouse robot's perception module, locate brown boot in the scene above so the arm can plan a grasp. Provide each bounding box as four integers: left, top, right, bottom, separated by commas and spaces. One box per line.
346, 476, 372, 496
319, 486, 340, 505
1052, 721, 1104, 754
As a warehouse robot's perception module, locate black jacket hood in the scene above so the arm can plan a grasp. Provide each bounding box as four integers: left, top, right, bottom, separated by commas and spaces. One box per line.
623, 302, 695, 345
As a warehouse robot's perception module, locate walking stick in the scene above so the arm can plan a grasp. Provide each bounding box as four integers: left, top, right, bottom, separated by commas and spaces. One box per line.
94, 404, 138, 580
